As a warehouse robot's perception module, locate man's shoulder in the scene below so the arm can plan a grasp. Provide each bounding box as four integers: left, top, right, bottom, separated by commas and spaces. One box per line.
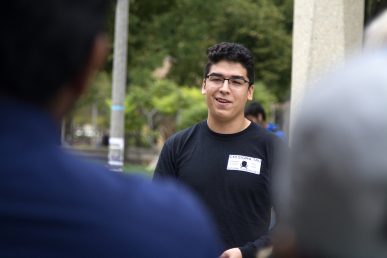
105, 174, 222, 257
1, 149, 221, 257
58, 152, 211, 226
248, 122, 277, 139
26, 151, 221, 257
165, 121, 204, 146
41, 148, 209, 221
241, 123, 285, 151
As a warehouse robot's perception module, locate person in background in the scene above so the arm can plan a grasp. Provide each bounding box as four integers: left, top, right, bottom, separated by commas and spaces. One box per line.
0, 1, 221, 257
154, 42, 283, 258
271, 51, 387, 258
244, 101, 286, 140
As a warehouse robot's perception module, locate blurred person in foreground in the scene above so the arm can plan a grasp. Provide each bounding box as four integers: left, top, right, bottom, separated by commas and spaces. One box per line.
244, 101, 286, 141
0, 1, 222, 257
154, 42, 284, 258
364, 9, 387, 50
271, 51, 387, 258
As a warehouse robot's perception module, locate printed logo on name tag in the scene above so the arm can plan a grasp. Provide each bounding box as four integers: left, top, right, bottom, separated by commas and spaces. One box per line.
226, 155, 262, 175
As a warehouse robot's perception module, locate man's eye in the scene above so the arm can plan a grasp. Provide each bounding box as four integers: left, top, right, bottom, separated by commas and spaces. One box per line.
210, 77, 223, 83
231, 79, 243, 85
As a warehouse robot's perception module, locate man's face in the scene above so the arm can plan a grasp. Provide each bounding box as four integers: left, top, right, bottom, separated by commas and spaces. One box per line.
202, 60, 253, 123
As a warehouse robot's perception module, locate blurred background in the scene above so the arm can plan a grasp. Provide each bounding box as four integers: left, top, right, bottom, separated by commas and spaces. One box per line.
62, 0, 386, 174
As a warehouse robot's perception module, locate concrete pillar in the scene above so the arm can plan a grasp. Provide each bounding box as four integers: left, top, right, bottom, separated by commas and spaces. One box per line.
289, 0, 364, 142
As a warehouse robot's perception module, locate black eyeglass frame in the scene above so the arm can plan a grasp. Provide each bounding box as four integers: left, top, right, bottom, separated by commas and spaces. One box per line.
205, 73, 250, 86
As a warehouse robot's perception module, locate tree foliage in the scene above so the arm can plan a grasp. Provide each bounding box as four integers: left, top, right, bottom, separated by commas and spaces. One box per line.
128, 0, 292, 99
72, 0, 293, 146
125, 0, 290, 137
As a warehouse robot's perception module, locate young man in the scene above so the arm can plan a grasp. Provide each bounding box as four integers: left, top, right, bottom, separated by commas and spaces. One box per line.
154, 42, 281, 258
0, 1, 221, 257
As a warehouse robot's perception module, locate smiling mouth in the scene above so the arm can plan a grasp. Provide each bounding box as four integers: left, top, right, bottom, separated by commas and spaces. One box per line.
215, 97, 232, 104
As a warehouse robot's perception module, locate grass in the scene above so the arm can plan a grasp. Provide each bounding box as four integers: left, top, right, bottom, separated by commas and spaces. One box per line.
123, 164, 154, 177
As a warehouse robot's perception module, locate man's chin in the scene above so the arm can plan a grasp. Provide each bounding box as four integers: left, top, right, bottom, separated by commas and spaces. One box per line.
209, 110, 236, 122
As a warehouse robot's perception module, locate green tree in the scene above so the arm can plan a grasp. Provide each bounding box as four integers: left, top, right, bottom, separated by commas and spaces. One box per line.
69, 0, 293, 147
127, 0, 292, 100
177, 86, 207, 130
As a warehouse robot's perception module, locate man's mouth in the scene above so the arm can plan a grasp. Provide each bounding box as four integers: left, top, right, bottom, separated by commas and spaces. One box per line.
215, 97, 232, 104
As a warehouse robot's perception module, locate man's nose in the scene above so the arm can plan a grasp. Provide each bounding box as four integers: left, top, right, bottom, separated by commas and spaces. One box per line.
219, 79, 231, 93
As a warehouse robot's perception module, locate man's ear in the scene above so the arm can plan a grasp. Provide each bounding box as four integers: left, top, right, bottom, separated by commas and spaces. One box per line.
247, 84, 254, 101
201, 79, 207, 95
72, 34, 109, 97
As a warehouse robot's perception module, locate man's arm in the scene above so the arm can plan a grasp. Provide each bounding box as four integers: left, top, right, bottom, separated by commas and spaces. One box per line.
219, 234, 271, 258
239, 235, 272, 258
153, 140, 178, 179
220, 248, 242, 258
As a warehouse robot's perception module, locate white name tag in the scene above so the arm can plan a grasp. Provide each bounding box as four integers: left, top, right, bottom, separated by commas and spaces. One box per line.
227, 155, 262, 175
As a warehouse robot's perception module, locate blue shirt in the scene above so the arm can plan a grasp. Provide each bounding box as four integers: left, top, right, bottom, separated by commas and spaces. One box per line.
267, 122, 287, 141
0, 99, 222, 258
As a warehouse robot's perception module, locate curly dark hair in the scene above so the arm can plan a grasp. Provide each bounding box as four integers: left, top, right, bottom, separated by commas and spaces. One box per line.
204, 42, 255, 86
0, 0, 112, 106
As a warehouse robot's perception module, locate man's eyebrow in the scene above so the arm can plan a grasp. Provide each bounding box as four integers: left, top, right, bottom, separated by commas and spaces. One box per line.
207, 72, 224, 77
207, 72, 245, 79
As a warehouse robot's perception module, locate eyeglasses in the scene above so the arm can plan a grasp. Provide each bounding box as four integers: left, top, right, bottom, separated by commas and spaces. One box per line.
206, 74, 250, 88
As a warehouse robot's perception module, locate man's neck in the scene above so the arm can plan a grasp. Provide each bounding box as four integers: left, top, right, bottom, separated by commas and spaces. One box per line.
207, 115, 251, 134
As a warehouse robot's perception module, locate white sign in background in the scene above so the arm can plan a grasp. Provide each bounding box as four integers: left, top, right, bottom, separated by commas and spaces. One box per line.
108, 137, 125, 167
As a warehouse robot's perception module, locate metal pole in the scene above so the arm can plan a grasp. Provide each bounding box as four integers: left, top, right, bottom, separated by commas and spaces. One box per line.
108, 0, 129, 171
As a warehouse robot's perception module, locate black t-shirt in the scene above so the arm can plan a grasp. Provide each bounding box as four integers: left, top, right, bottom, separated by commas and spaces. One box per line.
154, 120, 280, 258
